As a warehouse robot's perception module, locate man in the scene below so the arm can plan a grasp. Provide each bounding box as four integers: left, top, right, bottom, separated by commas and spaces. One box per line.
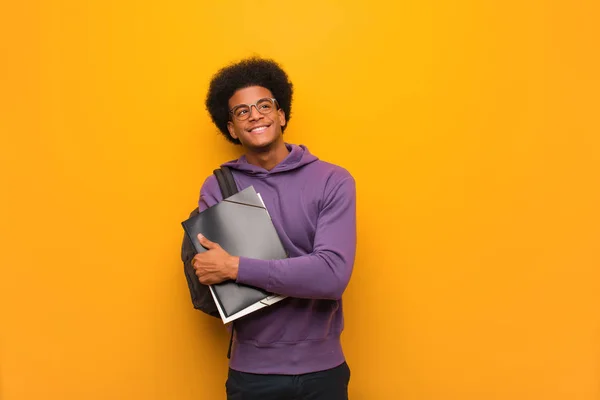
192, 57, 356, 400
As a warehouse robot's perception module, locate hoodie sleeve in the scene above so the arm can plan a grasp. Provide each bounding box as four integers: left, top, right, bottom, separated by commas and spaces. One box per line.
198, 175, 221, 212
235, 176, 357, 300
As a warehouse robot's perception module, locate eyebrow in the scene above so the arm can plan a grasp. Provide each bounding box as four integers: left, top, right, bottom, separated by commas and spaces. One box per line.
229, 97, 272, 111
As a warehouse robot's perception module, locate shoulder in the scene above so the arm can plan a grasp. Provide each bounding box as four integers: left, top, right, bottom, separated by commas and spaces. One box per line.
311, 160, 354, 186
305, 160, 355, 203
200, 174, 219, 195
198, 174, 222, 208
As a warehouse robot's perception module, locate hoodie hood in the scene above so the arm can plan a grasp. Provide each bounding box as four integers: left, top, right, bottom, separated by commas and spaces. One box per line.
221, 143, 319, 177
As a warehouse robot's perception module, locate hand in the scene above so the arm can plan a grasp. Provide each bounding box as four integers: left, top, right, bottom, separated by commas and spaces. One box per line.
192, 234, 239, 285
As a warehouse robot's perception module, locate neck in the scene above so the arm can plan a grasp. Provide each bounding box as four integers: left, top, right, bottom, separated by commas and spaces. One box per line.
244, 139, 289, 171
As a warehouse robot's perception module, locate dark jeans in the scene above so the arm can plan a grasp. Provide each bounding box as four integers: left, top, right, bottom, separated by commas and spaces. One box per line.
225, 362, 351, 400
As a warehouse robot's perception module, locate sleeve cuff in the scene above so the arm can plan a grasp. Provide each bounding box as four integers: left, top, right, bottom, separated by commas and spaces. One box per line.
236, 257, 272, 290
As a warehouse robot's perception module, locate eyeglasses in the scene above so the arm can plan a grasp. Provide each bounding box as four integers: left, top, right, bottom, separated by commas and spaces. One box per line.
229, 98, 278, 121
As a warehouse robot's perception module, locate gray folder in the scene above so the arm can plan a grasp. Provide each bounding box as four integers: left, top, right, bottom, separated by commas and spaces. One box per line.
181, 186, 287, 320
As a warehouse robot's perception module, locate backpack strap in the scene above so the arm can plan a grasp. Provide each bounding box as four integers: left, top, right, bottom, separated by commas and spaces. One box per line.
213, 166, 238, 199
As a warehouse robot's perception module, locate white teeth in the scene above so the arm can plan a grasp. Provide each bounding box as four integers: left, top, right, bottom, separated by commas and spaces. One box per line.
250, 126, 268, 133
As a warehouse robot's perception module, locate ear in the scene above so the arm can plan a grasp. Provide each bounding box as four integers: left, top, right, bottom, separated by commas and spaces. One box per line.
227, 121, 238, 140
277, 108, 286, 127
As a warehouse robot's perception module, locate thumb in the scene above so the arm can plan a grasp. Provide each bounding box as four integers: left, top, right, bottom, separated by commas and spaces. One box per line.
197, 234, 219, 250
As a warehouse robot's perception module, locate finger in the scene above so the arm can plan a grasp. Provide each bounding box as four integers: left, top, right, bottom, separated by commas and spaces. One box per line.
192, 254, 202, 269
201, 276, 218, 285
197, 234, 220, 250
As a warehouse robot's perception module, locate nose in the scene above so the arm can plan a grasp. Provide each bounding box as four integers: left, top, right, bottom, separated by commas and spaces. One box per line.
248, 105, 264, 121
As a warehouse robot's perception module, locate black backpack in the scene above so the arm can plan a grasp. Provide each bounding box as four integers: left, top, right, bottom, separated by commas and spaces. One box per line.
181, 166, 238, 318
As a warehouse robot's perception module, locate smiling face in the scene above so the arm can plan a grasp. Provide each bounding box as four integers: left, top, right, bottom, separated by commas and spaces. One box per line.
227, 86, 287, 151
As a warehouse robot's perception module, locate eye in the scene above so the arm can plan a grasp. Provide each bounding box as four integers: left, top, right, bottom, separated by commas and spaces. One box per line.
257, 99, 274, 111
234, 107, 249, 118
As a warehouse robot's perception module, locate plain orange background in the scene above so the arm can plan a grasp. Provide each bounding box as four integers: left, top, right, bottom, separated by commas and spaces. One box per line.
1, 1, 599, 399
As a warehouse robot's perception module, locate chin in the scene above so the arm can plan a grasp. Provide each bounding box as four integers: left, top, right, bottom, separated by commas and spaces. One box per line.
242, 134, 282, 151
246, 141, 276, 152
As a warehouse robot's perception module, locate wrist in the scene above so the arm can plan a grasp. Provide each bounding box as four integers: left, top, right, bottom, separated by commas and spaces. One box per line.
227, 256, 240, 281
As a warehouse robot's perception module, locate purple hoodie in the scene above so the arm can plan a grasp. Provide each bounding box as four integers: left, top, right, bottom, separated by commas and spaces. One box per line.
198, 143, 356, 375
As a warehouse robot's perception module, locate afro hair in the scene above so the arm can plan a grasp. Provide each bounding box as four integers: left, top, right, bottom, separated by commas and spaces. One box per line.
205, 57, 294, 145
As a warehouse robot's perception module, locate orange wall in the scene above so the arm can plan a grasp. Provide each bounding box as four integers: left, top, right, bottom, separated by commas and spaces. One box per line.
1, 1, 599, 399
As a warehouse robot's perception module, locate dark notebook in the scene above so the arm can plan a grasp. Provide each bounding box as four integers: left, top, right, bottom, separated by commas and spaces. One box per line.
181, 186, 288, 323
